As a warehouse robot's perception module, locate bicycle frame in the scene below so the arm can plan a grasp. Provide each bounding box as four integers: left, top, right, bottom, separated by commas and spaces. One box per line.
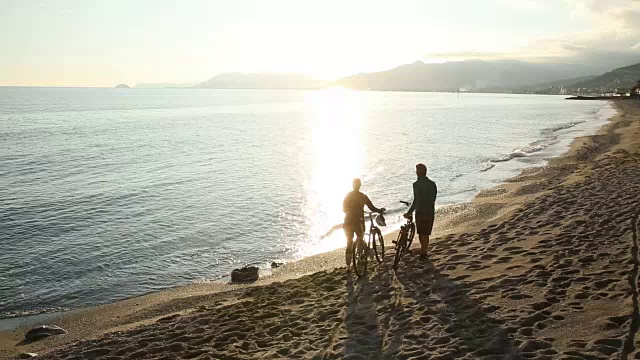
352, 212, 385, 277
395, 216, 414, 247
394, 201, 416, 270
402, 216, 414, 236
364, 212, 380, 240
356, 212, 380, 253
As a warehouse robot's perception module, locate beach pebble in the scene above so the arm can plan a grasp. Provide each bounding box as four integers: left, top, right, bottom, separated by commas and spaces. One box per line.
270, 262, 283, 268
24, 325, 67, 342
231, 266, 259, 283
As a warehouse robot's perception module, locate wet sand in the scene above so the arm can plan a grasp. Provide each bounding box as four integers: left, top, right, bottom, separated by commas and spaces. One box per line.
3, 99, 640, 359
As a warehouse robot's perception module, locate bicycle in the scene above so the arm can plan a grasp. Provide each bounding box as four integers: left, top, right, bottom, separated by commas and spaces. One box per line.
393, 201, 416, 271
352, 211, 386, 277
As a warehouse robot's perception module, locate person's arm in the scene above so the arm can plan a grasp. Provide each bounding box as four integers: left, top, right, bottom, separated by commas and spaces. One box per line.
364, 195, 384, 213
407, 182, 417, 214
343, 195, 349, 214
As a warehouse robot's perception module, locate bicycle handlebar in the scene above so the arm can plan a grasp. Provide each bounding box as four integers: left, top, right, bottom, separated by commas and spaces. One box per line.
399, 200, 411, 206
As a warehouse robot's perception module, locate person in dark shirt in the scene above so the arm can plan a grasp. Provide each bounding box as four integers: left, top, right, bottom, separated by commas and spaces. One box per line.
343, 178, 385, 272
404, 163, 437, 259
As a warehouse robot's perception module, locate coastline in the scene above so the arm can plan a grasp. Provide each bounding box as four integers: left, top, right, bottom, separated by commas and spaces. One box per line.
2, 99, 637, 359
0, 99, 611, 321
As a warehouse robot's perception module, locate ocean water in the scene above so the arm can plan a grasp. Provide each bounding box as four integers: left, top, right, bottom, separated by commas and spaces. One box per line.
0, 88, 611, 318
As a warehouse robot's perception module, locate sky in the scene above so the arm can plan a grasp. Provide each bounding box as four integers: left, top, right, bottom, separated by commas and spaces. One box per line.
1, 0, 639, 87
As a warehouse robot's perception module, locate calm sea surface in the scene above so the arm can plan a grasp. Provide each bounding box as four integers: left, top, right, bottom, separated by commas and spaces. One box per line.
0, 88, 611, 318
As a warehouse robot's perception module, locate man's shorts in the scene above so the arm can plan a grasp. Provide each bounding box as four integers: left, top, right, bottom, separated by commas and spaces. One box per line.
415, 212, 435, 235
344, 221, 365, 241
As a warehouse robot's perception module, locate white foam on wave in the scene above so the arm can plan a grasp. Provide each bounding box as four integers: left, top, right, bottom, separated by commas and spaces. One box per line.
491, 138, 561, 163
485, 102, 615, 168
540, 121, 586, 135
479, 162, 496, 172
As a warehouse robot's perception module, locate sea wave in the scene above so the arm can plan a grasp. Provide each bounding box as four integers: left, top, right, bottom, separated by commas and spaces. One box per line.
491, 139, 559, 163
479, 162, 496, 172
485, 120, 584, 168
1, 306, 69, 320
540, 121, 585, 135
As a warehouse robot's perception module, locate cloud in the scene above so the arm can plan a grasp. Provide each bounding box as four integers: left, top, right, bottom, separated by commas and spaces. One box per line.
520, 32, 639, 71
561, 43, 587, 51
563, 0, 640, 33
496, 0, 546, 10
424, 51, 520, 61
427, 1, 640, 72
549, 1, 640, 70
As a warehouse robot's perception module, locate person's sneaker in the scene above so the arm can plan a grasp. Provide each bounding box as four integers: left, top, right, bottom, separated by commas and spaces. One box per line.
419, 253, 428, 260
346, 265, 352, 272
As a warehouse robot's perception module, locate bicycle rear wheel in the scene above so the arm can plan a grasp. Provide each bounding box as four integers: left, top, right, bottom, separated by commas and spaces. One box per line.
393, 233, 407, 271
352, 239, 368, 277
372, 229, 384, 263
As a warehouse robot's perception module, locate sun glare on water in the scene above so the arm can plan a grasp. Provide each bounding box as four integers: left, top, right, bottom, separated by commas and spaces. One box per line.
301, 87, 366, 256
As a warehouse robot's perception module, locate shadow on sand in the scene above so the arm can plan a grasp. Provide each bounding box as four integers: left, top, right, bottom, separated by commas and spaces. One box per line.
344, 273, 383, 358
344, 255, 521, 359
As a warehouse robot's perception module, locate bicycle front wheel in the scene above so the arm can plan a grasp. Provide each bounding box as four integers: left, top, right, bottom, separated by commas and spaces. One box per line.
352, 239, 368, 277
393, 234, 407, 271
405, 222, 416, 252
372, 229, 384, 263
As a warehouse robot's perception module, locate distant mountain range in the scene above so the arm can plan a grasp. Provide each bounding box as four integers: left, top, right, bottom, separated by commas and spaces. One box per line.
130, 60, 640, 93
194, 72, 325, 89
520, 75, 597, 89
334, 60, 598, 92
512, 62, 640, 94
487, 75, 598, 94
189, 61, 597, 92
571, 63, 640, 90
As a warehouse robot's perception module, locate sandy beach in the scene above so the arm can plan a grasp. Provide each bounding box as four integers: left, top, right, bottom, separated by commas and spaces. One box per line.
2, 99, 640, 359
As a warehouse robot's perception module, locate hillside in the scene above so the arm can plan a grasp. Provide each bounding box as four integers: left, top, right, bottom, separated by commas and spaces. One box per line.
335, 60, 597, 92
194, 72, 325, 89
146, 60, 637, 93
524, 75, 597, 90
572, 62, 640, 90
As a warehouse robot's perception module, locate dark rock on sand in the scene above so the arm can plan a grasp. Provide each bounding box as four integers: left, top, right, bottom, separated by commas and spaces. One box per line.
18, 353, 38, 359
24, 325, 67, 342
231, 266, 259, 283
271, 262, 283, 268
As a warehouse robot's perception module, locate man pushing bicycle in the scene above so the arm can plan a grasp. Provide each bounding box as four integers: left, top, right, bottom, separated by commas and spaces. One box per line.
343, 178, 385, 272
404, 163, 437, 259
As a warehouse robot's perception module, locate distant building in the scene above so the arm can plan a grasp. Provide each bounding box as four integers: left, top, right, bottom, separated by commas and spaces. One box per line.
630, 80, 640, 96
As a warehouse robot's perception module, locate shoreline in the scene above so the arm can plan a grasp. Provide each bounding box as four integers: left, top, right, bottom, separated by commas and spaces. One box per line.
1, 99, 634, 359
0, 100, 610, 320
0, 101, 612, 323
